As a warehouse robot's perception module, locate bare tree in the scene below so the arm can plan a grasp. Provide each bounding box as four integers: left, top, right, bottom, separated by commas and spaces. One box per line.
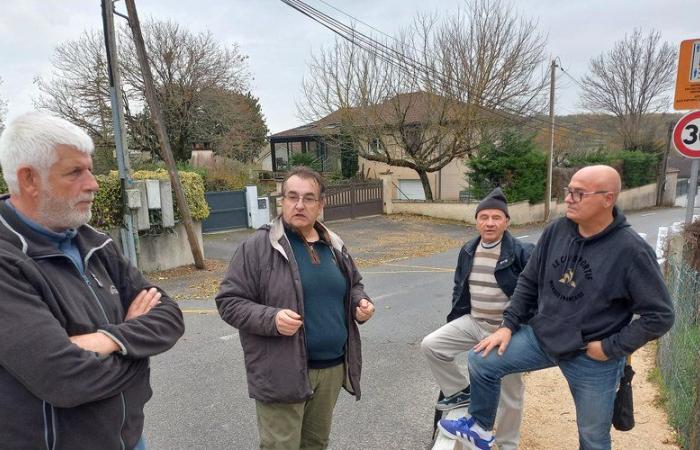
35, 20, 258, 162
34, 31, 115, 148
120, 20, 251, 160
299, 0, 548, 200
579, 29, 676, 151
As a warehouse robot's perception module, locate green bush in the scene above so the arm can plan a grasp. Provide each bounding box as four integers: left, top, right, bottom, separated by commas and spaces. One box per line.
289, 152, 322, 171
200, 160, 253, 192
562, 150, 659, 188
92, 173, 123, 230
0, 170, 7, 195
466, 130, 546, 203
133, 158, 255, 192
616, 150, 660, 187
92, 146, 118, 175
91, 169, 209, 230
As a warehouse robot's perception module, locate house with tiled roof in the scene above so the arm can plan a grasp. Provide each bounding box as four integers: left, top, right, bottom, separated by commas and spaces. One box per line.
269, 92, 478, 200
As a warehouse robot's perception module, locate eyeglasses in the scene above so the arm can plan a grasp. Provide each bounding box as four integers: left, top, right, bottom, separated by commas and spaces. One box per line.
563, 187, 611, 203
283, 193, 320, 206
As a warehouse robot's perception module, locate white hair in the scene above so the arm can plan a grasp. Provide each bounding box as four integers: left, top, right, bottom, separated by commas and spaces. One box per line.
0, 112, 94, 194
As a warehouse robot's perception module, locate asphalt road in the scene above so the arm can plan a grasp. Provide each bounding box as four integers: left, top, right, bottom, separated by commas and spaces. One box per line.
143, 206, 688, 450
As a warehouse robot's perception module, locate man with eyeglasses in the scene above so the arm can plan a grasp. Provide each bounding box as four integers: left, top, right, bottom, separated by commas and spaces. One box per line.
216, 166, 374, 450
438, 165, 674, 450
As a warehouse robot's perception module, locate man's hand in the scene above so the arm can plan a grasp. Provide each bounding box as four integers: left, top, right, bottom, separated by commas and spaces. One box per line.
125, 287, 162, 321
586, 340, 609, 361
70, 333, 120, 356
473, 327, 513, 357
275, 309, 303, 336
355, 298, 375, 322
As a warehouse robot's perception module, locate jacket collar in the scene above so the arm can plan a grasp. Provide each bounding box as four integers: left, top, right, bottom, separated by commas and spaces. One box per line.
0, 195, 112, 260
465, 229, 515, 262
268, 215, 345, 260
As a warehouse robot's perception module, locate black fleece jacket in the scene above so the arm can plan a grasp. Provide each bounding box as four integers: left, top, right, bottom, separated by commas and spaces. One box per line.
502, 207, 674, 360
0, 198, 184, 450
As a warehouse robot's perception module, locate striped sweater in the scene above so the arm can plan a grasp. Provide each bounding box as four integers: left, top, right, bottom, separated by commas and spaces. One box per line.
468, 241, 509, 330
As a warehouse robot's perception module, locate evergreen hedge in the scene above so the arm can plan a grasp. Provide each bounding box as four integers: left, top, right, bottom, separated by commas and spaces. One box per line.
466, 131, 546, 204
0, 170, 7, 195
564, 150, 659, 188
91, 169, 209, 230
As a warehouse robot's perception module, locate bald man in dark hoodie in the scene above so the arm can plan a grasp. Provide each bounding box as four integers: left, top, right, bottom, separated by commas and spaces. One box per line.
438, 165, 674, 450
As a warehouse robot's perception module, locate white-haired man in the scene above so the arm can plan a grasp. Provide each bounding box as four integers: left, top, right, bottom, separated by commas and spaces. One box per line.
0, 112, 184, 450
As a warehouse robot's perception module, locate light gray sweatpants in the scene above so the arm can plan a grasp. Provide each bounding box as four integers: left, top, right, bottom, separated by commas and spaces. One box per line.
421, 314, 525, 450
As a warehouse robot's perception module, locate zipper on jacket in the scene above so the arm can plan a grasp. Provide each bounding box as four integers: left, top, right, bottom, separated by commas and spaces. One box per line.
119, 394, 126, 450
36, 253, 111, 323
90, 271, 104, 288
43, 401, 56, 450
36, 253, 117, 444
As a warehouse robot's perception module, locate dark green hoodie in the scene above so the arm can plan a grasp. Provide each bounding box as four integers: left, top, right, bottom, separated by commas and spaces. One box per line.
502, 207, 674, 360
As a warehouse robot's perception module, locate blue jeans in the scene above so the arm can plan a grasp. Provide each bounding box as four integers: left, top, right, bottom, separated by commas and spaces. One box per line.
134, 437, 147, 450
467, 326, 624, 450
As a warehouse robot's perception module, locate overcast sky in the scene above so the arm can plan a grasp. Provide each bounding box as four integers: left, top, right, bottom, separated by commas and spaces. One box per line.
0, 0, 697, 134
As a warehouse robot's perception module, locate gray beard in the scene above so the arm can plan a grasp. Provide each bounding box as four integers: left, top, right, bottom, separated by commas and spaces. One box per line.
37, 191, 93, 231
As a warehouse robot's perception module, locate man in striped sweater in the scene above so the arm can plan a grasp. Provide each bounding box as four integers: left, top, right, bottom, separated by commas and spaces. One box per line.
421, 187, 534, 450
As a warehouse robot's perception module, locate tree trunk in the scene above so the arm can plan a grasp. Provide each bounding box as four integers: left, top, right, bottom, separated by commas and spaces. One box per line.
417, 169, 434, 201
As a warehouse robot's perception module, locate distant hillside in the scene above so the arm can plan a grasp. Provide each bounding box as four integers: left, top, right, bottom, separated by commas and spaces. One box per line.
528, 112, 683, 157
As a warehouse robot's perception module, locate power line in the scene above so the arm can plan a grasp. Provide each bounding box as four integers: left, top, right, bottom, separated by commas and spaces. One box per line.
308, 0, 615, 141
282, 0, 615, 141
558, 64, 586, 91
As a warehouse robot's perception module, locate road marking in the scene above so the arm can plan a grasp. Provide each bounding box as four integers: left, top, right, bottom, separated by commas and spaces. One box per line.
363, 270, 453, 274
219, 333, 237, 341
383, 263, 453, 271
641, 212, 657, 217
181, 308, 218, 314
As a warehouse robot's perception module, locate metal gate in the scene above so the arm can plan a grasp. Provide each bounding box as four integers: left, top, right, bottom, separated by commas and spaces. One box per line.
323, 180, 383, 221
202, 190, 248, 232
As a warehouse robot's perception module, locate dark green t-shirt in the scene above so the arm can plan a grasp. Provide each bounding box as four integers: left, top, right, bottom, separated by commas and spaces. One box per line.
286, 229, 348, 365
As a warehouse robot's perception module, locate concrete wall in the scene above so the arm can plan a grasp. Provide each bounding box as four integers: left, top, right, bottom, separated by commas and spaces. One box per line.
109, 222, 204, 272
386, 180, 662, 225
616, 183, 658, 212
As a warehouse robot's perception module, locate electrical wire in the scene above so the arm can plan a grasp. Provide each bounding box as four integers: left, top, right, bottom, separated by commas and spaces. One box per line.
282, 0, 616, 141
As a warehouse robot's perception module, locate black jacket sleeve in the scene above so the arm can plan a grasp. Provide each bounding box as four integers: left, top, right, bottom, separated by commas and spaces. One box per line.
0, 257, 148, 408
502, 240, 541, 332
601, 245, 675, 359
98, 242, 185, 359
451, 247, 468, 310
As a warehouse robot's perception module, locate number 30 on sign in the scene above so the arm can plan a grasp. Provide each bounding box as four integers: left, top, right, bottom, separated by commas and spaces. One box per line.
673, 110, 700, 159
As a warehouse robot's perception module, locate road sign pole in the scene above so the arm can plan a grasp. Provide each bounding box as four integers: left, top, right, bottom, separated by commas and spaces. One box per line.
687, 159, 699, 224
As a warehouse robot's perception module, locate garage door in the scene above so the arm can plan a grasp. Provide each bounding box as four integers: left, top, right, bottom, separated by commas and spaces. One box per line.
397, 179, 426, 200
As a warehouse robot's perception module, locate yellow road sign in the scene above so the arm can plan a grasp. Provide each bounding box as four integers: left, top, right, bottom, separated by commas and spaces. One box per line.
674, 39, 700, 110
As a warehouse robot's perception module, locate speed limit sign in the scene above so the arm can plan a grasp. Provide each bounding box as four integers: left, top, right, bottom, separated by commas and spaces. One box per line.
673, 110, 700, 158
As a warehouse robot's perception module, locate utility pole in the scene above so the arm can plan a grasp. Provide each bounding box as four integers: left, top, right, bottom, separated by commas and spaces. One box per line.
656, 122, 674, 206
545, 59, 557, 222
123, 0, 205, 269
101, 0, 139, 266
